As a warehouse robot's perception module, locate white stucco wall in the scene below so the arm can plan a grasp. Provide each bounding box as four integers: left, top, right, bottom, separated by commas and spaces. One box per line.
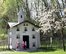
8, 22, 40, 49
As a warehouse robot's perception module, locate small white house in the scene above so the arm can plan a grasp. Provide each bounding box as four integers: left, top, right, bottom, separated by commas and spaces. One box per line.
8, 9, 40, 50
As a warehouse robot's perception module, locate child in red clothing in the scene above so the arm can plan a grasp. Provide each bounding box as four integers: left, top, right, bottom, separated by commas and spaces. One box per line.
22, 41, 26, 49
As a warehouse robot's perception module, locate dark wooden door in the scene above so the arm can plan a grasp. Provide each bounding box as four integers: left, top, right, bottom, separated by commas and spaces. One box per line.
23, 35, 29, 48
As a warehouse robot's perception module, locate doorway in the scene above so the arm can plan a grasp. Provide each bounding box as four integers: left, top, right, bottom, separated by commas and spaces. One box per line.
23, 35, 29, 48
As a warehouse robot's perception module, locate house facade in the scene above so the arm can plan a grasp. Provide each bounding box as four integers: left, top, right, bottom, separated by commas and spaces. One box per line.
8, 8, 40, 50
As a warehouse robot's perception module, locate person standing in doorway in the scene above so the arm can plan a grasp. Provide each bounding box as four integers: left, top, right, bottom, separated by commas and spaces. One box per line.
22, 41, 27, 49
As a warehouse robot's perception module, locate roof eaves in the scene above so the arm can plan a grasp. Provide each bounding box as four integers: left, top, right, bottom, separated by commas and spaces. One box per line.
12, 21, 40, 28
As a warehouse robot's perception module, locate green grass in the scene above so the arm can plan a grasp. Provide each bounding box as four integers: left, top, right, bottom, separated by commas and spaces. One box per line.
0, 49, 66, 54
0, 37, 66, 54
0, 48, 66, 54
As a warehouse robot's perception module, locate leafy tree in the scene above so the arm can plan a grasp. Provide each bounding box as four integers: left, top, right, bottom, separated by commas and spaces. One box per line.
0, 0, 23, 22
30, 0, 66, 51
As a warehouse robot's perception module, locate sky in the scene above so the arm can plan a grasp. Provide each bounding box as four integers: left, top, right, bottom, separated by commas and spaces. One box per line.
58, 0, 63, 4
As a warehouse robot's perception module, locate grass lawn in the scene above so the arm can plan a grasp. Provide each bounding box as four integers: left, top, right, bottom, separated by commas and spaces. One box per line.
0, 48, 66, 54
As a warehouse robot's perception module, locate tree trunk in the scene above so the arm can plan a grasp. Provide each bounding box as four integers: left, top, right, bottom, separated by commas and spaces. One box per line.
50, 36, 52, 47
61, 27, 65, 51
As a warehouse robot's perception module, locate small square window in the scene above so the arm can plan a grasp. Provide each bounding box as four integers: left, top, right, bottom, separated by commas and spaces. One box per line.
33, 42, 36, 47
17, 27, 19, 31
21, 15, 22, 18
24, 27, 27, 31
32, 35, 35, 39
23, 23, 28, 26
26, 24, 28, 26
32, 27, 35, 31
23, 24, 25, 26
16, 34, 20, 39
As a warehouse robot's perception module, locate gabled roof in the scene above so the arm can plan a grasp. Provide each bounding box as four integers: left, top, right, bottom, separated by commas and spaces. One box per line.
8, 20, 40, 28
8, 22, 18, 28
14, 20, 40, 28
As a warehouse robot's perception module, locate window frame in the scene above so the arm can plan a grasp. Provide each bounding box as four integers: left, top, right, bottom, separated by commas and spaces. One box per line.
24, 27, 27, 31
21, 15, 22, 18
32, 35, 35, 39
16, 34, 20, 39
23, 23, 28, 26
33, 42, 36, 47
17, 27, 20, 31
32, 27, 35, 31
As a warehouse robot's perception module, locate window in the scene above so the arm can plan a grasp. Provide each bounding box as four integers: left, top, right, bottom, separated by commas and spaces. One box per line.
32, 27, 35, 31
23, 23, 28, 26
21, 15, 22, 18
16, 34, 20, 39
17, 27, 19, 31
33, 42, 36, 47
24, 27, 27, 31
26, 24, 28, 26
23, 24, 25, 26
32, 35, 35, 39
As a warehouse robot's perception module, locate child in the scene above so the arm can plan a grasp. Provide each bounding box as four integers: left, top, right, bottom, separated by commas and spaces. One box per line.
22, 41, 26, 49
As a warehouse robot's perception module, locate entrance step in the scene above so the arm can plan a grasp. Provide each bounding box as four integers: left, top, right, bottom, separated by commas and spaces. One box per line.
16, 48, 37, 52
